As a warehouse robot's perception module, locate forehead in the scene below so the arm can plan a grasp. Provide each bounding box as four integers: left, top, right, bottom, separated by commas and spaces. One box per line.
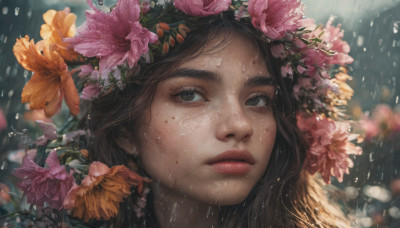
179, 34, 269, 76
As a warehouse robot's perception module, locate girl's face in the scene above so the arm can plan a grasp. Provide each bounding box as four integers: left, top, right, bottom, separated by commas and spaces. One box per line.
139, 34, 277, 205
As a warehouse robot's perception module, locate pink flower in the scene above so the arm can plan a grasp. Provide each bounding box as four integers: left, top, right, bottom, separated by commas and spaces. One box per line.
35, 120, 58, 146
140, 0, 151, 14
66, 0, 158, 72
280, 64, 293, 78
13, 150, 74, 210
81, 84, 102, 100
174, 0, 231, 17
301, 48, 330, 78
0, 109, 6, 131
248, 0, 303, 40
270, 43, 285, 59
297, 114, 362, 184
323, 17, 353, 65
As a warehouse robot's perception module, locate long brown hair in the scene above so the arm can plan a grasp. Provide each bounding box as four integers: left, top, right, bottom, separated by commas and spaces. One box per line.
86, 13, 351, 228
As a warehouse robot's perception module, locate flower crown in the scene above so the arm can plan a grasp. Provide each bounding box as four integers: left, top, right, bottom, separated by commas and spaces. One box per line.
10, 0, 362, 225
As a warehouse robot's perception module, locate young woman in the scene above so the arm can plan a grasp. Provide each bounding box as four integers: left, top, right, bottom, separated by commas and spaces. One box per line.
11, 0, 360, 227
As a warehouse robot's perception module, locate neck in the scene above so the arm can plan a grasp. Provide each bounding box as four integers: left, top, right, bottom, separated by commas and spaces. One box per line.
151, 182, 220, 228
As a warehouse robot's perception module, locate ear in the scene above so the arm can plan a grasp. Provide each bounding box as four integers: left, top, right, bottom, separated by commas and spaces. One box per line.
114, 128, 138, 156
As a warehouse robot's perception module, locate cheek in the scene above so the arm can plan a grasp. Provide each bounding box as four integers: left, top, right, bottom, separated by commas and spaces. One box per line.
138, 108, 214, 182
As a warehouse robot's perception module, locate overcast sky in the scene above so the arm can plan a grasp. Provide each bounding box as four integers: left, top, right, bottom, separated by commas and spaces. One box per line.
302, 0, 400, 22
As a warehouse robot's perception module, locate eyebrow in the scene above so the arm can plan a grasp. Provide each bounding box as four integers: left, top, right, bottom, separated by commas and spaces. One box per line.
170, 68, 274, 86
244, 76, 275, 87
170, 68, 222, 83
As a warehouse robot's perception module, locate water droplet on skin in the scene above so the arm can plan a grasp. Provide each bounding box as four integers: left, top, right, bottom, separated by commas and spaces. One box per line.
215, 58, 222, 67
242, 65, 246, 72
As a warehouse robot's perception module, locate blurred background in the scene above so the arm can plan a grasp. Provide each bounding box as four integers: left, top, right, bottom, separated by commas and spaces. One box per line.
0, 0, 399, 227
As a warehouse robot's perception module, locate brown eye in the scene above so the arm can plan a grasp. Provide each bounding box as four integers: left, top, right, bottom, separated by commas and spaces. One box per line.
245, 95, 271, 107
175, 89, 204, 102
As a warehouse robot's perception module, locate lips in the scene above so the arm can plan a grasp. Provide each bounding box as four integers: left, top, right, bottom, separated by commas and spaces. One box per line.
207, 149, 255, 175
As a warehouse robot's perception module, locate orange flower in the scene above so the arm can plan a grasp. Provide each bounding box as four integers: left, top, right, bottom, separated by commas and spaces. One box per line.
13, 35, 80, 117
63, 162, 150, 222
0, 183, 11, 205
40, 8, 80, 62
329, 67, 354, 107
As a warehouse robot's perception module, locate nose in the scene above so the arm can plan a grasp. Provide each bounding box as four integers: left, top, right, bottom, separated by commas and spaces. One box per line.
215, 101, 254, 142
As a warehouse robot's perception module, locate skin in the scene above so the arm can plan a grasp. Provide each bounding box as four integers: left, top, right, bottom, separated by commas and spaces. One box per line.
138, 34, 277, 227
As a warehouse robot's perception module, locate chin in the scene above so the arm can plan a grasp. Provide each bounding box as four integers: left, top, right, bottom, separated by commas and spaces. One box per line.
197, 185, 254, 206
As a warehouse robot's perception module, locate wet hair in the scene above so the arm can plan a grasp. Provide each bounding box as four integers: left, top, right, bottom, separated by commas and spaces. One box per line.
86, 12, 351, 228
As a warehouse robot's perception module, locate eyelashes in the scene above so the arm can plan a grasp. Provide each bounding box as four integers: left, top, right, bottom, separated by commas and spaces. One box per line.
170, 87, 273, 108
171, 87, 206, 103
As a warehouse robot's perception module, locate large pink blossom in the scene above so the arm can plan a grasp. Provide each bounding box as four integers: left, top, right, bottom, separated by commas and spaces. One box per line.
248, 0, 303, 40
174, 0, 231, 17
13, 150, 74, 210
65, 0, 158, 72
297, 114, 362, 184
323, 17, 353, 65
360, 104, 400, 140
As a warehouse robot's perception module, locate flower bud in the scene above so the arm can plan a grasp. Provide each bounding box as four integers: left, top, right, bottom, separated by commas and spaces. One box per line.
156, 27, 164, 38
176, 33, 184, 43
158, 22, 170, 31
162, 42, 169, 54
178, 28, 187, 38
178, 24, 190, 32
169, 36, 175, 47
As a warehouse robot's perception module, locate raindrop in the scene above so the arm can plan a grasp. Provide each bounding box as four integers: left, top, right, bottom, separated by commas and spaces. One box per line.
15, 113, 21, 120
5, 66, 10, 76
0, 161, 7, 170
14, 7, 19, 16
389, 206, 400, 219
98, 0, 104, 5
23, 70, 29, 78
378, 39, 383, 46
27, 9, 32, 19
363, 185, 392, 202
2, 7, 8, 15
393, 40, 396, 47
393, 21, 400, 34
356, 36, 364, 47
369, 152, 374, 162
396, 96, 399, 104
363, 47, 366, 52
370, 20, 374, 27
